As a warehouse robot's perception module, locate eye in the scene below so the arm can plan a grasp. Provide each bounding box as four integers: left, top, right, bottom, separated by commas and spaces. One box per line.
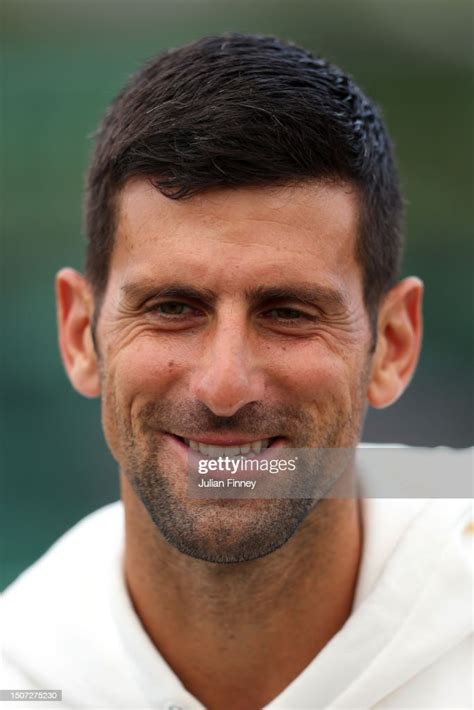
265, 308, 308, 321
258, 306, 319, 332
149, 301, 196, 317
143, 299, 207, 331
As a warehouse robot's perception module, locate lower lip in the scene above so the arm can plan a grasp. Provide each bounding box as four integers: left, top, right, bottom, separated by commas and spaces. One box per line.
165, 434, 285, 476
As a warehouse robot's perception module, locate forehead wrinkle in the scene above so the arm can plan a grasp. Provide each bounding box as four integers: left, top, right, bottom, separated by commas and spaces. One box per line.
116, 179, 358, 242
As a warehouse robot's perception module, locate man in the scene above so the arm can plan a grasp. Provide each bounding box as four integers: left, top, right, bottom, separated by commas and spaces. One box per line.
2, 34, 472, 709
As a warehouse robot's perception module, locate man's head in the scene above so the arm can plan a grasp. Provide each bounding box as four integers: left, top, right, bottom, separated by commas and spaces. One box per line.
56, 34, 423, 563
84, 34, 403, 323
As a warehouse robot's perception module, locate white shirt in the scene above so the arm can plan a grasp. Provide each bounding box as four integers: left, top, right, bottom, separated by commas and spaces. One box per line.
1, 494, 473, 709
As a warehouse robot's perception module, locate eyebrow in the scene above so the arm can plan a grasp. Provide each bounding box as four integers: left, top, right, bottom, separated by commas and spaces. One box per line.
246, 285, 347, 310
120, 281, 348, 311
121, 282, 217, 306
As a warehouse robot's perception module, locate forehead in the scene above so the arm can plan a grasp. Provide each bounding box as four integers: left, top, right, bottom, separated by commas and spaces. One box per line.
109, 178, 362, 297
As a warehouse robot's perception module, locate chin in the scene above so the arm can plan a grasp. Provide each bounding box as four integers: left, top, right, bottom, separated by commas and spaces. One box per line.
139, 486, 316, 564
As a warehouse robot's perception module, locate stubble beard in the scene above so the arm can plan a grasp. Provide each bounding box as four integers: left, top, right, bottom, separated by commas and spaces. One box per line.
103, 379, 368, 564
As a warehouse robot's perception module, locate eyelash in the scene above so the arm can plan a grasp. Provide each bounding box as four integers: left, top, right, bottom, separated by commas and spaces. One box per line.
262, 308, 310, 323
149, 302, 199, 317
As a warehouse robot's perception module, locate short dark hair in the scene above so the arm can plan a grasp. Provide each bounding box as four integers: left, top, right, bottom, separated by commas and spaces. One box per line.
85, 33, 403, 321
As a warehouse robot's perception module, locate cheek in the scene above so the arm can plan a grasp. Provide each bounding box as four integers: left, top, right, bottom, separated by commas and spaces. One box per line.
272, 343, 364, 407
100, 339, 188, 459
113, 338, 190, 397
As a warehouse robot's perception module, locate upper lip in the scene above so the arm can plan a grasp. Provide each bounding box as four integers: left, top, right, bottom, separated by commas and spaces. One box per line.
169, 433, 279, 446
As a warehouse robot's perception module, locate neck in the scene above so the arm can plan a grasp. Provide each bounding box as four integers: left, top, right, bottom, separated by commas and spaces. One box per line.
122, 475, 362, 710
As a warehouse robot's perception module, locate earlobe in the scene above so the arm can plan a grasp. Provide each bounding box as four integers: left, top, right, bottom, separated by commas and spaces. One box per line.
367, 277, 423, 409
56, 268, 101, 398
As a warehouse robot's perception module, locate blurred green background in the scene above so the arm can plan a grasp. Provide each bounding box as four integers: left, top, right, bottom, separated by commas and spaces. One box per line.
1, 0, 473, 590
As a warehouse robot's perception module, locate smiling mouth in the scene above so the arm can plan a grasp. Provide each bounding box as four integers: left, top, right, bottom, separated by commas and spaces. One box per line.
172, 436, 279, 457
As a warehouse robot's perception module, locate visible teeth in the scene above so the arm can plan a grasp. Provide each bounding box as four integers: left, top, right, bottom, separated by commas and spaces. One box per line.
206, 444, 240, 457
251, 438, 269, 454
185, 438, 272, 456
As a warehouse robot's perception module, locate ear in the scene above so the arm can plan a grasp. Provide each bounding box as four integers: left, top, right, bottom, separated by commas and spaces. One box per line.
55, 268, 100, 398
368, 277, 423, 409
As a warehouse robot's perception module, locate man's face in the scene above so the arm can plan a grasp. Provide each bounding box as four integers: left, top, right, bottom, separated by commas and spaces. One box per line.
96, 179, 373, 562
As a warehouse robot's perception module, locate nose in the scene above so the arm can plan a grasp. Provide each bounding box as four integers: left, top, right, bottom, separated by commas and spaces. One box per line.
189, 318, 265, 417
